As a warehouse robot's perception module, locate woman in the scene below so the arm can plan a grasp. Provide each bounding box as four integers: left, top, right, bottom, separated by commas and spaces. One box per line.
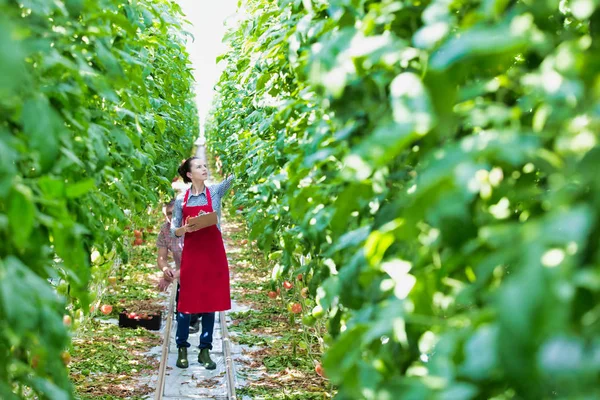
170, 156, 233, 369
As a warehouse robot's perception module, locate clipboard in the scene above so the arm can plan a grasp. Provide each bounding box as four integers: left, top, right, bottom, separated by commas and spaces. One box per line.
187, 212, 218, 230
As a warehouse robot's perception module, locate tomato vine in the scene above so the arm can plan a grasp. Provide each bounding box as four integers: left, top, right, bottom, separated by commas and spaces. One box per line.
0, 0, 197, 397
208, 0, 600, 398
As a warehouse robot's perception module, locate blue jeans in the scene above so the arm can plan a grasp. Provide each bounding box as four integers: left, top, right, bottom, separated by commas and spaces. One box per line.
176, 312, 215, 349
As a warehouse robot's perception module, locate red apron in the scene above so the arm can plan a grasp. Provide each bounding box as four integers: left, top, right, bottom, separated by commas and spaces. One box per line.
177, 188, 231, 314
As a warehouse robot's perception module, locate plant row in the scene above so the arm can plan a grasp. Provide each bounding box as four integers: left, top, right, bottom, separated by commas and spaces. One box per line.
207, 0, 600, 398
0, 0, 196, 397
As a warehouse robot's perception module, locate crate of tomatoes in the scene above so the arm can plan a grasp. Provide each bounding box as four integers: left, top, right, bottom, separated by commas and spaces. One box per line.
119, 310, 162, 330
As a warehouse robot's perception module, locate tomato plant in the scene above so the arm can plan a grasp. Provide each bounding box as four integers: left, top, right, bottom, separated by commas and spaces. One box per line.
208, 0, 600, 398
0, 0, 196, 397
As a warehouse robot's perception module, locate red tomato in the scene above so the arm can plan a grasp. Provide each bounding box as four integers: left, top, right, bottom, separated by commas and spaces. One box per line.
315, 363, 325, 377
291, 303, 302, 314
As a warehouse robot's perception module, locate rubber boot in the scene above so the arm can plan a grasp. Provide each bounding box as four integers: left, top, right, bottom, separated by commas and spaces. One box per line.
198, 348, 216, 370
176, 347, 188, 368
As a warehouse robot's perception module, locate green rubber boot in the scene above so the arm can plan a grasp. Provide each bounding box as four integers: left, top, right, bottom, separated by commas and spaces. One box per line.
176, 347, 188, 369
198, 348, 216, 370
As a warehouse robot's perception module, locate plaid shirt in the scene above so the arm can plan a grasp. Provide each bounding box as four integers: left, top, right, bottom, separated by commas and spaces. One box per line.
156, 221, 183, 269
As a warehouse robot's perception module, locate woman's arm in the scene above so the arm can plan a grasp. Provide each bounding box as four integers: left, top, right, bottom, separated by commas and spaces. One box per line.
170, 196, 184, 238
215, 174, 234, 198
174, 225, 188, 238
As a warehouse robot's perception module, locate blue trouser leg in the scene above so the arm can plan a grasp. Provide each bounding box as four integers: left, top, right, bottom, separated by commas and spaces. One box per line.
177, 283, 200, 325
199, 312, 215, 350
176, 312, 191, 348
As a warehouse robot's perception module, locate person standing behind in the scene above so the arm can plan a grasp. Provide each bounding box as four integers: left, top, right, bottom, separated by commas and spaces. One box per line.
157, 199, 200, 333
157, 199, 183, 287
171, 157, 233, 369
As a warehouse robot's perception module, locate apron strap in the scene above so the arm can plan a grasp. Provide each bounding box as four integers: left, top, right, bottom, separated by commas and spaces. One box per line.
183, 189, 190, 207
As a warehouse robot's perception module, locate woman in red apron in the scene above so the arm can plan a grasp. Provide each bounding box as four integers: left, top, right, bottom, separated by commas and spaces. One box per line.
171, 157, 232, 369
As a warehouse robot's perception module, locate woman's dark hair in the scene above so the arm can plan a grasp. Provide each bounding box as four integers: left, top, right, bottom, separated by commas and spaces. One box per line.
178, 157, 199, 184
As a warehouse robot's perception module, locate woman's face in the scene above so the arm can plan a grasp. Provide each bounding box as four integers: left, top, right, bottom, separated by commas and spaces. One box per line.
187, 159, 208, 182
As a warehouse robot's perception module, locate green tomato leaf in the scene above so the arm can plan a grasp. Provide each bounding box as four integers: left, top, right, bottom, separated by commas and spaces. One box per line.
22, 96, 62, 172
66, 178, 96, 199
8, 184, 35, 249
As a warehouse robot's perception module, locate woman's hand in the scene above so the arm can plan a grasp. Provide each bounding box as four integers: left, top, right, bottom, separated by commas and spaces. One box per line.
183, 212, 208, 233
183, 215, 199, 233
184, 222, 201, 233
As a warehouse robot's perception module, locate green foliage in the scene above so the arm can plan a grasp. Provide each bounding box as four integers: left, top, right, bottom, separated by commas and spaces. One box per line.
208, 0, 600, 398
0, 0, 197, 396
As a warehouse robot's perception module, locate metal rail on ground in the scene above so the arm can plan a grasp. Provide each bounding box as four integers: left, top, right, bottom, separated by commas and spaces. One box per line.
153, 287, 237, 400
154, 285, 177, 400
220, 310, 237, 400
